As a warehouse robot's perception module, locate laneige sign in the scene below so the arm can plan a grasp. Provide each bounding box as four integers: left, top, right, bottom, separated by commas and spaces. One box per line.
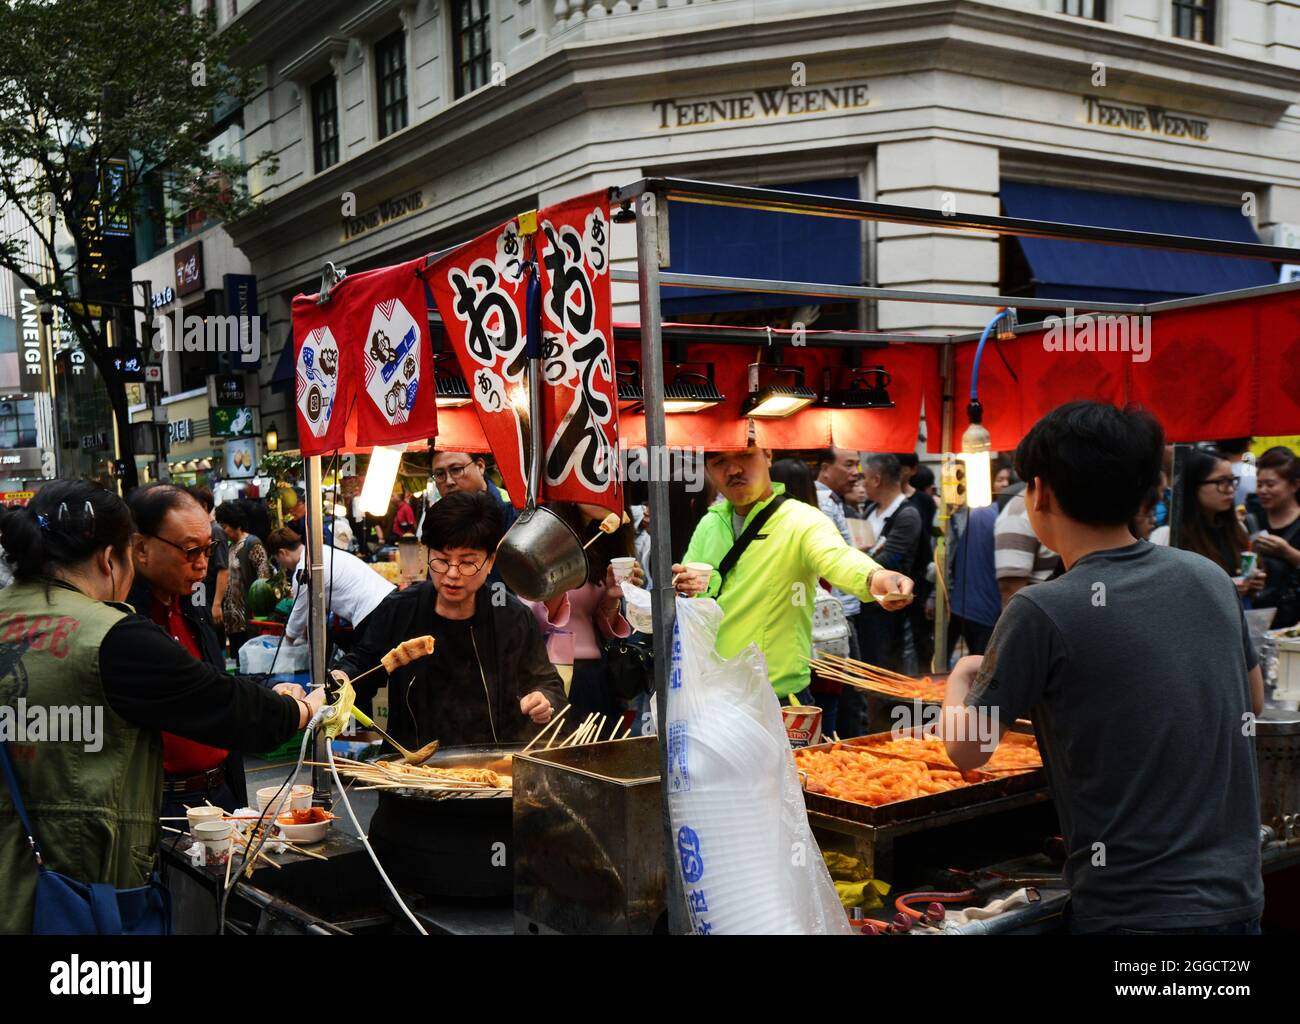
1082, 96, 1209, 142
653, 83, 870, 129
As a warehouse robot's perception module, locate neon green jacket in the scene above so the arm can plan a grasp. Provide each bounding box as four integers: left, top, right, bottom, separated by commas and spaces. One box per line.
680, 483, 884, 698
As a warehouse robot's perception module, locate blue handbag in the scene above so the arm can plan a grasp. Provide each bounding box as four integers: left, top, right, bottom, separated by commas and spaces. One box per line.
0, 739, 171, 935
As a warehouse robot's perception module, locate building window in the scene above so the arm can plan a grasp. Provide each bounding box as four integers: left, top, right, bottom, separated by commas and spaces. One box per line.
1061, 0, 1105, 19
311, 76, 340, 172
0, 398, 37, 449
375, 29, 408, 138
452, 0, 492, 99
1172, 0, 1215, 44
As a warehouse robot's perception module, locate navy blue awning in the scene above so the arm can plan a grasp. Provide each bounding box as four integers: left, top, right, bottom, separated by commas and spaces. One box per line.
663, 177, 862, 316
1001, 181, 1275, 304
270, 332, 294, 394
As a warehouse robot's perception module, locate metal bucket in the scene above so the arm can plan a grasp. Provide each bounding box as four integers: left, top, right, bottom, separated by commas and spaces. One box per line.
496, 505, 588, 601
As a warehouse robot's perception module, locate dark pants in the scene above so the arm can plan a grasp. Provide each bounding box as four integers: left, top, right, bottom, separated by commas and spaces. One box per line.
568, 657, 620, 729
161, 780, 238, 823
948, 615, 996, 659
907, 598, 934, 673
227, 630, 250, 662
857, 603, 906, 673
813, 616, 864, 738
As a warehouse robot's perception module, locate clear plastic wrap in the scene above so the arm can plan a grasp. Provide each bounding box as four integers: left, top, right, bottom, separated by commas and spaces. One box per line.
665, 595, 850, 935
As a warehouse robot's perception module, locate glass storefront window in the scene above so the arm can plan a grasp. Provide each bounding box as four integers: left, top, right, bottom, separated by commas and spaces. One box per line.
0, 397, 38, 448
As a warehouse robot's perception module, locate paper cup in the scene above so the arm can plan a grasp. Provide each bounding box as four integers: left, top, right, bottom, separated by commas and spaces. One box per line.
610, 557, 637, 583
193, 821, 233, 866
781, 705, 823, 748
185, 805, 225, 832
684, 562, 713, 590
290, 785, 313, 811
256, 785, 288, 813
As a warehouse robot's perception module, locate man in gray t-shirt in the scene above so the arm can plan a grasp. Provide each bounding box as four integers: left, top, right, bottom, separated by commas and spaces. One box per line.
943, 402, 1265, 934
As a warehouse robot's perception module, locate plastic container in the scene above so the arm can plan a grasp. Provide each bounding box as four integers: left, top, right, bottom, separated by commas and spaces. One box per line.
1273, 634, 1300, 700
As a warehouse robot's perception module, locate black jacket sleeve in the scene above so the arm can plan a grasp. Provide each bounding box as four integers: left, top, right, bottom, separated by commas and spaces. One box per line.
100, 615, 300, 751
335, 588, 407, 703
878, 505, 923, 573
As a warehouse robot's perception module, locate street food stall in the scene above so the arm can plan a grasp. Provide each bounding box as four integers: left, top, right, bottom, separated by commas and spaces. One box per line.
160, 176, 1300, 936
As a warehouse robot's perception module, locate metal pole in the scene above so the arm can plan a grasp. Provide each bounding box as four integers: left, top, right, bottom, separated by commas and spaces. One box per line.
1169, 443, 1189, 551
932, 343, 956, 672
635, 191, 686, 936
305, 453, 330, 807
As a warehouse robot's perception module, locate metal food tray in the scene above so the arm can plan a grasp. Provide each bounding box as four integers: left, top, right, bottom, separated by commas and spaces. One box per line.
797, 730, 1046, 827
372, 743, 518, 802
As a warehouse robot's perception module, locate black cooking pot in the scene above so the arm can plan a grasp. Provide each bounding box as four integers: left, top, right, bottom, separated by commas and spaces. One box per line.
366, 745, 517, 906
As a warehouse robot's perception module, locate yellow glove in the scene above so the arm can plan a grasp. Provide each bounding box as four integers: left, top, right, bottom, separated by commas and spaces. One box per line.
834, 878, 890, 909
321, 672, 356, 741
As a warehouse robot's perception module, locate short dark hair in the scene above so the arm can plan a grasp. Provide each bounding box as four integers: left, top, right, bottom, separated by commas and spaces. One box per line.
911, 464, 935, 491
421, 491, 504, 553
895, 452, 919, 470
1214, 437, 1251, 457
1257, 447, 1297, 478
0, 482, 134, 582
264, 527, 304, 558
770, 458, 819, 506
213, 501, 248, 531
863, 453, 902, 484
1014, 402, 1164, 525
128, 483, 203, 538
186, 485, 214, 513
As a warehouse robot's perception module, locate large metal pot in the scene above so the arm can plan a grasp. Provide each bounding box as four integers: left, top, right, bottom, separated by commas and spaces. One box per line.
367, 744, 520, 905
494, 259, 588, 601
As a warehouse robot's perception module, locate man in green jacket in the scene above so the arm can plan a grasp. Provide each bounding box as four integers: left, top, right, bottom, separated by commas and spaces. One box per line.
672, 446, 914, 700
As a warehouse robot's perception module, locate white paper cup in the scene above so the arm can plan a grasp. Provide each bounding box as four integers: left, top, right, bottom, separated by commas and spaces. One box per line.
193, 821, 233, 866
684, 562, 713, 590
256, 785, 288, 813
185, 805, 225, 832
290, 785, 313, 811
610, 557, 636, 583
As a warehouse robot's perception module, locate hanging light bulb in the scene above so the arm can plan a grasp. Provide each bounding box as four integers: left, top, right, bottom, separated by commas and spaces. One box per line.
360, 444, 405, 517
961, 404, 993, 509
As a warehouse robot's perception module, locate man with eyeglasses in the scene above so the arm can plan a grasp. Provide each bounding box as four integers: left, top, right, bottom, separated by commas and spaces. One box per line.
332, 489, 563, 755
126, 485, 253, 817
430, 450, 518, 529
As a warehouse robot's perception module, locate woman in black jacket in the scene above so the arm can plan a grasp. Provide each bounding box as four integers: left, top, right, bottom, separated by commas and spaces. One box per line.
333, 490, 564, 751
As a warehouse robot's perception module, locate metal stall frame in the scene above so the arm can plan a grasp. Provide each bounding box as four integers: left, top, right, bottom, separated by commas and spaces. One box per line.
609, 175, 1300, 935
298, 178, 1300, 933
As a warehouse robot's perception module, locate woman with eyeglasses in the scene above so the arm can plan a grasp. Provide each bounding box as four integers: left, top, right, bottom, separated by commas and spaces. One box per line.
1252, 448, 1300, 629
1151, 449, 1264, 600
214, 500, 272, 660
0, 482, 322, 934
331, 489, 564, 751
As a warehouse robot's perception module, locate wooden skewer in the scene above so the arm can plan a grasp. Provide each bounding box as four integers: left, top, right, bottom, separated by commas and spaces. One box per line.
522, 703, 570, 753
620, 723, 634, 740
592, 715, 607, 743
562, 714, 595, 747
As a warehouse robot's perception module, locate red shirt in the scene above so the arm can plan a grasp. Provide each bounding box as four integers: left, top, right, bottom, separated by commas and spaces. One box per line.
394, 501, 417, 536
150, 595, 229, 777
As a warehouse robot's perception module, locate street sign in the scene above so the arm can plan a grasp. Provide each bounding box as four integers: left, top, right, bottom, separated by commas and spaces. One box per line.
66, 301, 104, 319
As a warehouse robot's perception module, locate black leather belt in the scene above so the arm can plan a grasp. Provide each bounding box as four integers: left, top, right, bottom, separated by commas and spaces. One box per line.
163, 764, 226, 795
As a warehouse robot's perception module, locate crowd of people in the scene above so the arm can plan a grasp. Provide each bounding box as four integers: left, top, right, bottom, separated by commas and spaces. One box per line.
0, 413, 1294, 934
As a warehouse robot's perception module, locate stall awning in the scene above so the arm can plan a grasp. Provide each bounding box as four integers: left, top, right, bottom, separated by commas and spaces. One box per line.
1000, 181, 1276, 304
662, 177, 863, 316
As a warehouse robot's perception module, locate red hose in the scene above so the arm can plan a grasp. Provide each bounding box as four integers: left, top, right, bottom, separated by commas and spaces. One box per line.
895, 888, 976, 920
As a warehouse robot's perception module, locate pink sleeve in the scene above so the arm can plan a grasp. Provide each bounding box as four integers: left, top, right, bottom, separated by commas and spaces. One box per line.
594, 585, 631, 640
521, 592, 572, 632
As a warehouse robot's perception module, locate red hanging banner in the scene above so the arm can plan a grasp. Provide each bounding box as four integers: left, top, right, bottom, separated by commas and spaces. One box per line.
292, 292, 353, 457
352, 257, 440, 448
535, 192, 622, 514
426, 219, 532, 507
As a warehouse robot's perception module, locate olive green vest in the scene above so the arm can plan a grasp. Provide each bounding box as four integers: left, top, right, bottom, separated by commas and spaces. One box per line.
0, 579, 163, 934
